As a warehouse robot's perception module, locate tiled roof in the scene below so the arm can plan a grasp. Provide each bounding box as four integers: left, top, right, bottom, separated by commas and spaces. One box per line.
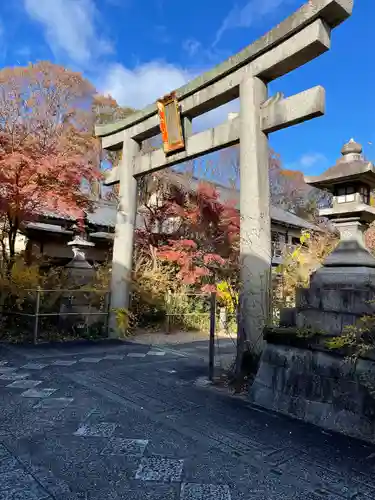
305, 160, 375, 189
24, 222, 73, 235
37, 201, 118, 229
269, 205, 318, 231
30, 172, 321, 232
90, 231, 114, 240
86, 202, 117, 227
159, 171, 320, 231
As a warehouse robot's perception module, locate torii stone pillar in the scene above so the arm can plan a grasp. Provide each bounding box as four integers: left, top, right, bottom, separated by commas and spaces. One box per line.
110, 134, 139, 329
95, 0, 353, 345
239, 77, 271, 353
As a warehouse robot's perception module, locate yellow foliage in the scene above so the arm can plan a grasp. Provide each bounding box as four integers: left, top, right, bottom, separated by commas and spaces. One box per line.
299, 231, 311, 245
0, 257, 72, 321
275, 230, 337, 305
216, 281, 237, 313
326, 315, 375, 359
0, 260, 40, 291
113, 307, 136, 337
0, 257, 67, 306
325, 333, 355, 350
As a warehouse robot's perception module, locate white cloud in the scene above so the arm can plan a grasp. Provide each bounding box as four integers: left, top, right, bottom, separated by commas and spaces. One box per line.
99, 61, 195, 110
182, 38, 229, 66
23, 0, 112, 66
213, 0, 293, 46
98, 61, 239, 131
193, 100, 240, 132
299, 152, 327, 169
22, 0, 237, 132
183, 39, 202, 57
288, 152, 328, 173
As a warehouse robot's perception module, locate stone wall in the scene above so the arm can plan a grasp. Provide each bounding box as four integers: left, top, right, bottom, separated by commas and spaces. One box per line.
249, 338, 375, 443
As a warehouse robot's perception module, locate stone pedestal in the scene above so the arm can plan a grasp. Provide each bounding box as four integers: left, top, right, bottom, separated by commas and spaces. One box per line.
295, 285, 375, 335
219, 307, 228, 334
250, 139, 375, 442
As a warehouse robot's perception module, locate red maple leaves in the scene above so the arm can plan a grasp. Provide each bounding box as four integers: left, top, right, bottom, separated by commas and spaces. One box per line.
0, 62, 106, 266
137, 174, 240, 290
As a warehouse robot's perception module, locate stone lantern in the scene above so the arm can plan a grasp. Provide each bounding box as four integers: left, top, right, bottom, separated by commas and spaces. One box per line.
60, 227, 97, 334
65, 231, 95, 285
279, 139, 375, 335
304, 138, 375, 286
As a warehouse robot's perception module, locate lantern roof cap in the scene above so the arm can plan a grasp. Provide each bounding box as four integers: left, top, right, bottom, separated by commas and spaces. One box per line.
341, 138, 362, 156
305, 139, 375, 191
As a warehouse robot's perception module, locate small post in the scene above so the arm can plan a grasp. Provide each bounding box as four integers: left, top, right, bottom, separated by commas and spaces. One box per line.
235, 301, 243, 377
33, 286, 41, 345
208, 292, 217, 382
104, 290, 111, 337
219, 307, 228, 334
165, 289, 172, 334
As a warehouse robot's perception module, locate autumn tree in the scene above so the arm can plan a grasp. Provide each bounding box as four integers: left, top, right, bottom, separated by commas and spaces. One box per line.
216, 145, 327, 219
135, 171, 240, 291
0, 61, 132, 270
92, 94, 135, 126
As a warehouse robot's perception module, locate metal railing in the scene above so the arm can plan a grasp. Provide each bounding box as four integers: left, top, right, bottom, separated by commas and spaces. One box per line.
0, 288, 110, 344
0, 283, 287, 377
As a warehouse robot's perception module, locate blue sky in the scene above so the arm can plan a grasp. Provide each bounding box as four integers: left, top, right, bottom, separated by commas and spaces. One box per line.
0, 0, 373, 176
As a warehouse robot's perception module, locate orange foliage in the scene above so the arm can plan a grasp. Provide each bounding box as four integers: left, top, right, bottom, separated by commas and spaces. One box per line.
0, 61, 127, 265
153, 180, 239, 290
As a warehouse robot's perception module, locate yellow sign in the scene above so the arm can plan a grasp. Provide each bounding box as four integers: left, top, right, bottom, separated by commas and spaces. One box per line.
157, 92, 185, 154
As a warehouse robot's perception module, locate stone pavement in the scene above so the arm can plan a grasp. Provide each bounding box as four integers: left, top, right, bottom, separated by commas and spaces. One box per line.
1, 340, 375, 499
149, 337, 238, 372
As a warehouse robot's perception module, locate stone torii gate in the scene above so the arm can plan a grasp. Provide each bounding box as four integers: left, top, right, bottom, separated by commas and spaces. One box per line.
95, 0, 353, 346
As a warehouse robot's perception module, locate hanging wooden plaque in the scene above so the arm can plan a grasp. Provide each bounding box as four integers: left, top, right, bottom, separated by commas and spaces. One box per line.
157, 92, 185, 154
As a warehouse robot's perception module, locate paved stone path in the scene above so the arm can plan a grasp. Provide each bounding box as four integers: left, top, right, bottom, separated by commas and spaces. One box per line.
1, 340, 375, 499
